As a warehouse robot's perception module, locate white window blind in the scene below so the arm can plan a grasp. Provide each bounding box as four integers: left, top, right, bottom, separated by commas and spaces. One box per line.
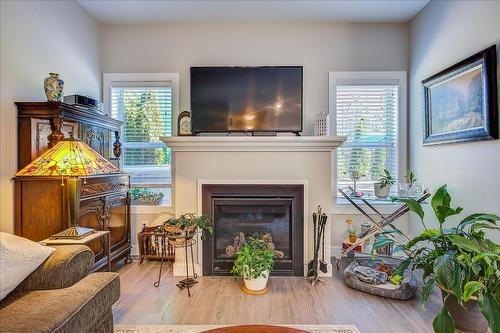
110, 84, 172, 189
336, 84, 399, 195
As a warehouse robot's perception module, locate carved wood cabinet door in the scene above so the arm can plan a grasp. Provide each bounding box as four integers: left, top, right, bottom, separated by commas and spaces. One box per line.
106, 194, 130, 254
79, 198, 106, 262
80, 124, 110, 160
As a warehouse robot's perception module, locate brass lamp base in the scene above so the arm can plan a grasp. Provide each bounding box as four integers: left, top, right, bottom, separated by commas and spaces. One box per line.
50, 226, 96, 240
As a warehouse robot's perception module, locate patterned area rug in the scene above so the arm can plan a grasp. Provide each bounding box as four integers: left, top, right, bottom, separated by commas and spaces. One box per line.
114, 325, 360, 333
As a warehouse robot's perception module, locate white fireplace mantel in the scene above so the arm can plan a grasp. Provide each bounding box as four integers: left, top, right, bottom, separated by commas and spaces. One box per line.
161, 136, 346, 152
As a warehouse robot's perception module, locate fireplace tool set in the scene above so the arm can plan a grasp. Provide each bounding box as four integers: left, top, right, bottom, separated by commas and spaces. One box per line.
306, 205, 328, 286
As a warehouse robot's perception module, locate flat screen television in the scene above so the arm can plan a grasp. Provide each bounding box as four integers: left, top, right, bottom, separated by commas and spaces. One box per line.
190, 66, 303, 134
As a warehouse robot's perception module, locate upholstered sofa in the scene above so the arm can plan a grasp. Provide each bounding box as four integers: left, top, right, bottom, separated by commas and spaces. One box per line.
0, 245, 120, 333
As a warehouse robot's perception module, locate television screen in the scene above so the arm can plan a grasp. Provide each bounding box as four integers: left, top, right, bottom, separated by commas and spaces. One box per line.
190, 66, 303, 133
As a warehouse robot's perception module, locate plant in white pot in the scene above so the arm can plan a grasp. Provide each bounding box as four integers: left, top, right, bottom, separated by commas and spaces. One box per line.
373, 169, 395, 198
372, 185, 500, 333
231, 237, 274, 292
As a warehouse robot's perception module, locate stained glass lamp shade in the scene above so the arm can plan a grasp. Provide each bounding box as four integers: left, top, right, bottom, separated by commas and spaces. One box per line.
16, 136, 120, 239
16, 138, 119, 177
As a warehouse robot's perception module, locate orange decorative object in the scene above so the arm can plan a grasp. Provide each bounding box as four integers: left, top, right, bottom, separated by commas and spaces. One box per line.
16, 137, 119, 177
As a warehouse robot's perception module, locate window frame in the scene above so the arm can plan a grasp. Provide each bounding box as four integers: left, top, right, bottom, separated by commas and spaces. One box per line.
329, 71, 407, 214
103, 73, 180, 213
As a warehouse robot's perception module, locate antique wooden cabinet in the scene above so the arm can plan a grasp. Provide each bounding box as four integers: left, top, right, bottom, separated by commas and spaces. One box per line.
16, 102, 123, 170
15, 102, 131, 269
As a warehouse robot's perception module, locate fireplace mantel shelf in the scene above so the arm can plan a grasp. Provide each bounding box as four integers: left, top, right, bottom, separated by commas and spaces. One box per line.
161, 136, 346, 152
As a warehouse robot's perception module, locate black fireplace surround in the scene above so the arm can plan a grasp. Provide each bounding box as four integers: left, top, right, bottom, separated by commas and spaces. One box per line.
202, 184, 304, 276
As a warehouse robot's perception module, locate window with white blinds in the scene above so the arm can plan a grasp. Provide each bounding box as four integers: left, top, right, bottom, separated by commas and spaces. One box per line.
110, 83, 172, 199
330, 72, 406, 201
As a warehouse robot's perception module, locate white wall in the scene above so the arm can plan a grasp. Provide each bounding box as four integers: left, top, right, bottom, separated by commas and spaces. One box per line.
101, 22, 409, 248
101, 22, 408, 134
0, 0, 101, 232
409, 0, 500, 242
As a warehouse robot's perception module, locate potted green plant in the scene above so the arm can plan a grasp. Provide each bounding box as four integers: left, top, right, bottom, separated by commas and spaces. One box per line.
130, 188, 164, 205
372, 185, 500, 333
231, 237, 275, 291
373, 169, 395, 198
158, 213, 212, 244
346, 218, 357, 243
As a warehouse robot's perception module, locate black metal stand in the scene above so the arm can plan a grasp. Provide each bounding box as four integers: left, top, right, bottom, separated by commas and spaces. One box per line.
153, 237, 198, 297
175, 238, 198, 297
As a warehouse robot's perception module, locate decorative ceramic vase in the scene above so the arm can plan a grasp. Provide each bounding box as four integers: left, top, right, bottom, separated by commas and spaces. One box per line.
348, 234, 357, 243
44, 73, 64, 101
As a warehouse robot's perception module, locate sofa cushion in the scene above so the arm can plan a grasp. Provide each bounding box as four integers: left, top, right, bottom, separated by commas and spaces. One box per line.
16, 245, 94, 292
0, 232, 55, 301
0, 272, 120, 333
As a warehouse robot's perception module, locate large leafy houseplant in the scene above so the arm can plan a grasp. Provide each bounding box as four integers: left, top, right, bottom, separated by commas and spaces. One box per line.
373, 185, 500, 333
231, 237, 274, 280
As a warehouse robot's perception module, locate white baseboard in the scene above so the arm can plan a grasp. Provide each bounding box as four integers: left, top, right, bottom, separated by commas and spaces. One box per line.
131, 244, 139, 256
173, 262, 202, 277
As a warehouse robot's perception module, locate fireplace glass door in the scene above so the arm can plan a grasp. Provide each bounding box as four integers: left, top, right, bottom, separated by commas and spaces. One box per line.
210, 198, 294, 274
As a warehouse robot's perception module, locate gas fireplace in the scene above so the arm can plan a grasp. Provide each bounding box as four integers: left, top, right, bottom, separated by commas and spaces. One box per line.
202, 184, 304, 276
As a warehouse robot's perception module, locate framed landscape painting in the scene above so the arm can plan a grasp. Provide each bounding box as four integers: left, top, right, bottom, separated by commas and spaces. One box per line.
422, 45, 498, 145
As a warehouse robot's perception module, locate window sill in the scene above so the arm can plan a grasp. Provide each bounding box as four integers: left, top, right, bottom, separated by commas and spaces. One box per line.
130, 205, 174, 215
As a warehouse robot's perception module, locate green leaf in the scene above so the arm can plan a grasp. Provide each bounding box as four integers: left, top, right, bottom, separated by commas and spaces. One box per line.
434, 252, 456, 290
446, 234, 481, 253
477, 239, 500, 253
452, 264, 462, 303
393, 258, 412, 276
471, 222, 500, 232
432, 185, 451, 223
436, 205, 463, 223
395, 198, 425, 220
478, 293, 500, 333
433, 303, 456, 333
377, 229, 403, 236
463, 281, 485, 302
458, 213, 500, 230
371, 236, 395, 250
472, 252, 499, 263
442, 228, 463, 235
407, 229, 440, 249
421, 278, 435, 309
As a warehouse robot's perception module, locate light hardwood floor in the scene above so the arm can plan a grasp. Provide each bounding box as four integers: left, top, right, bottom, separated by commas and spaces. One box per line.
113, 260, 441, 332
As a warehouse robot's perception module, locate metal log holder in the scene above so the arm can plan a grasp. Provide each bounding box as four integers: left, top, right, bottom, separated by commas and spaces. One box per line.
338, 187, 431, 258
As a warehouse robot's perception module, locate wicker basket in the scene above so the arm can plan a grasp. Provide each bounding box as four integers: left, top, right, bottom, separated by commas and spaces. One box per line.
162, 224, 195, 238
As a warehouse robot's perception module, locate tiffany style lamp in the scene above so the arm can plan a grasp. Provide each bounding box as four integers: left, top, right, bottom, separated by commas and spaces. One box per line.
16, 133, 119, 239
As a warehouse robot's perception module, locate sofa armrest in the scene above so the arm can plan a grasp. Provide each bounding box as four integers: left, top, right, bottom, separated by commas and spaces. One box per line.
17, 245, 94, 291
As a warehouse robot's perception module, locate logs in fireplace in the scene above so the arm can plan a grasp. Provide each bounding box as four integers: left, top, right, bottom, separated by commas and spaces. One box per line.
202, 184, 304, 276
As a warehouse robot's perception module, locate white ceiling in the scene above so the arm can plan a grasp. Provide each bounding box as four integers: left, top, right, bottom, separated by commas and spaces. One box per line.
77, 0, 430, 24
